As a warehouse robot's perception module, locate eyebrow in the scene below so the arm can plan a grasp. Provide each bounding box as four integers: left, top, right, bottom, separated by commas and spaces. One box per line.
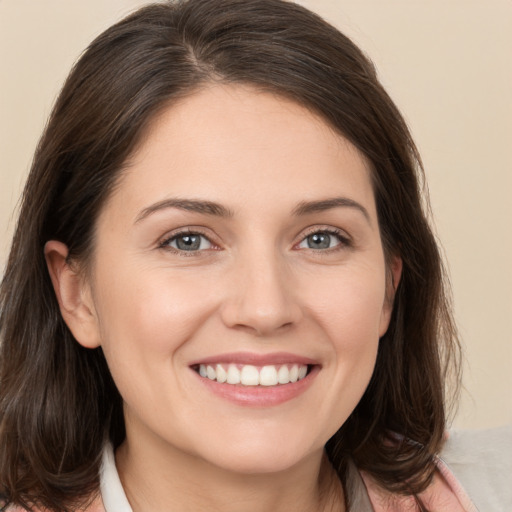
135, 198, 234, 223
135, 196, 370, 224
292, 197, 371, 223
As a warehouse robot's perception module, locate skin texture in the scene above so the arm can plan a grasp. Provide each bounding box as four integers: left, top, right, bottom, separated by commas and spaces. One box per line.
46, 84, 401, 512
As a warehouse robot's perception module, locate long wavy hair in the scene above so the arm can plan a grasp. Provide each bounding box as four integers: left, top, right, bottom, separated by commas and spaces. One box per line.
0, 1, 460, 510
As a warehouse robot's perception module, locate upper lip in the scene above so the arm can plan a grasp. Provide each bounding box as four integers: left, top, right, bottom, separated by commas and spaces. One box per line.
188, 351, 320, 367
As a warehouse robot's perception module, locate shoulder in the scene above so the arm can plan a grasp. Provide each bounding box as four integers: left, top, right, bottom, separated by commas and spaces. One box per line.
361, 467, 477, 512
361, 425, 512, 511
440, 425, 512, 511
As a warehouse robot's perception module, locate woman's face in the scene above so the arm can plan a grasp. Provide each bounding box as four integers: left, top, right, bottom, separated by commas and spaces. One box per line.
81, 84, 397, 473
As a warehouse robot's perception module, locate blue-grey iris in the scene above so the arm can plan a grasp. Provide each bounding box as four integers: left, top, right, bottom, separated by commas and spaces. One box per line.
307, 233, 331, 249
176, 234, 201, 251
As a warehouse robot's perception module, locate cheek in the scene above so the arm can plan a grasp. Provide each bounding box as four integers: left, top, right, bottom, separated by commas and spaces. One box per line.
302, 267, 385, 423
91, 267, 223, 403
307, 267, 387, 350
95, 266, 215, 349
92, 268, 222, 419
324, 283, 383, 383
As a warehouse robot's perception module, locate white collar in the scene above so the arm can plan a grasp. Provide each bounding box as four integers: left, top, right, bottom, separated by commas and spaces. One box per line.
99, 444, 373, 512
100, 444, 133, 512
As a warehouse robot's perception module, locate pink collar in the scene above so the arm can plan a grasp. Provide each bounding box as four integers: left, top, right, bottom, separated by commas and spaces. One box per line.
360, 455, 478, 512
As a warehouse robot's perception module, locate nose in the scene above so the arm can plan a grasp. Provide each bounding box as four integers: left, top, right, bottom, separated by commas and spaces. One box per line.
220, 250, 303, 337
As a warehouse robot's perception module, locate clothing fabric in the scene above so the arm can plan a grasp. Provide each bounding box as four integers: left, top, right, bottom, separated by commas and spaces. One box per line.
11, 427, 512, 511
438, 425, 512, 511
359, 456, 478, 512
100, 444, 132, 512
98, 435, 483, 512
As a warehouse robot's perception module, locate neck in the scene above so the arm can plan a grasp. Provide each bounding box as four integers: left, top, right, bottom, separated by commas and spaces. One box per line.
115, 433, 344, 512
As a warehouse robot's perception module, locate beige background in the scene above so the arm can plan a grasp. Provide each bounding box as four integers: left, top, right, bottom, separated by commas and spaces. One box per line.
1, 0, 510, 430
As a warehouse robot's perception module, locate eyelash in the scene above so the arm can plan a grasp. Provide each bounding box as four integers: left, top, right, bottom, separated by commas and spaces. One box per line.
296, 227, 352, 252
158, 228, 218, 256
158, 227, 352, 255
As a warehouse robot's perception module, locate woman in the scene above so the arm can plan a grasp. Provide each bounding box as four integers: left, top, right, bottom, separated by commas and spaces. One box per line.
0, 0, 477, 510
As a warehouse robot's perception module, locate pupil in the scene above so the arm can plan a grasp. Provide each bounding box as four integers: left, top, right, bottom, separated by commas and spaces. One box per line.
177, 235, 200, 251
308, 233, 330, 249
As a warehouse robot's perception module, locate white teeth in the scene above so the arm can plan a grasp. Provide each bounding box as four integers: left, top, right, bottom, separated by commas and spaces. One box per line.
277, 365, 290, 384
240, 365, 260, 386
206, 365, 216, 380
197, 363, 309, 386
259, 365, 278, 386
216, 364, 227, 383
226, 364, 241, 384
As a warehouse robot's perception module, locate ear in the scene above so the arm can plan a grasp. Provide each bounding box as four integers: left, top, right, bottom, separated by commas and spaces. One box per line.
379, 255, 403, 337
44, 241, 101, 349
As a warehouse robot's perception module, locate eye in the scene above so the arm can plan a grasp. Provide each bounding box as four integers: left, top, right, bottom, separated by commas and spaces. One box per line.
162, 232, 213, 252
297, 230, 348, 250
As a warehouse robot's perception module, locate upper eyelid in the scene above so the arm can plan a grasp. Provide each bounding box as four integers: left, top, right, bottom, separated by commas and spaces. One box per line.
297, 225, 351, 241
158, 227, 218, 248
156, 224, 352, 250
293, 227, 353, 252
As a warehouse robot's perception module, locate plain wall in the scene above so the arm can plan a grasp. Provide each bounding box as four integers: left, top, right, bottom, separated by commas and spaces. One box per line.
1, 0, 511, 430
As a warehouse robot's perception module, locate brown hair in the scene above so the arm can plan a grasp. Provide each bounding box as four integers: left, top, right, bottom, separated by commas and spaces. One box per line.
0, 1, 460, 510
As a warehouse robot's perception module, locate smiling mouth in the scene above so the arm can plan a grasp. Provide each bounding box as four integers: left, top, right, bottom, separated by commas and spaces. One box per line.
192, 363, 313, 387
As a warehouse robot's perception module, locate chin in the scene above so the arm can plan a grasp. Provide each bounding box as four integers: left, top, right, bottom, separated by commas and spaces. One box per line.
209, 451, 310, 475
194, 431, 322, 475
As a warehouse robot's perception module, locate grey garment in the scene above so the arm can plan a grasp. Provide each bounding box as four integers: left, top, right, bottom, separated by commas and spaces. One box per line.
441, 425, 512, 512
102, 427, 512, 512
99, 445, 375, 512
345, 458, 375, 511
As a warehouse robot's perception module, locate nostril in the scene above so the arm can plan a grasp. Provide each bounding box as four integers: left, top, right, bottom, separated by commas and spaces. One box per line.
218, 278, 303, 336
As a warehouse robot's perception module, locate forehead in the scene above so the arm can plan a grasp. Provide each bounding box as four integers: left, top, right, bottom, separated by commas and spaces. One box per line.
108, 84, 376, 221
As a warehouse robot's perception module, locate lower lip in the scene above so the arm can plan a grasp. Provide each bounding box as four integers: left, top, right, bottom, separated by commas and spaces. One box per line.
192, 365, 320, 407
